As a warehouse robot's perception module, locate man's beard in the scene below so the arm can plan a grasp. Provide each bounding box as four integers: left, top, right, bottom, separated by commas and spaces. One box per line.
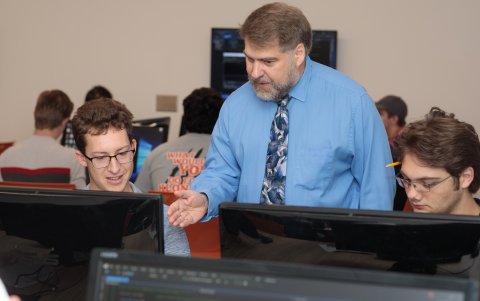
250, 61, 300, 102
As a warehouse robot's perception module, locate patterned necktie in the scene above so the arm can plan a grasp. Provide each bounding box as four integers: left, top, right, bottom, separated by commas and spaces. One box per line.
260, 95, 290, 205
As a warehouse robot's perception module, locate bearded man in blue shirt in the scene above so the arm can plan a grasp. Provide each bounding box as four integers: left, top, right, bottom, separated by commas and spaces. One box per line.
169, 2, 395, 227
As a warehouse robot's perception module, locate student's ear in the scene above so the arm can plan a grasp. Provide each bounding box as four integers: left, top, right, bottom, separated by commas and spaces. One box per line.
131, 138, 137, 151
294, 43, 306, 67
75, 150, 88, 167
60, 118, 69, 129
459, 167, 474, 189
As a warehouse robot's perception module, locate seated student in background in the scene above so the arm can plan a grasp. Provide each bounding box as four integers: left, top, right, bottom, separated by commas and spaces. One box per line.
135, 87, 223, 193
61, 85, 113, 149
394, 107, 480, 215
0, 89, 86, 188
376, 95, 408, 150
71, 98, 190, 256
376, 95, 408, 210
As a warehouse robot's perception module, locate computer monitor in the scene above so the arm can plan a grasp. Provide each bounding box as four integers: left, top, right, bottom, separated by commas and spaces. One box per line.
131, 117, 170, 182
211, 28, 337, 99
87, 248, 478, 301
0, 186, 163, 298
220, 203, 480, 281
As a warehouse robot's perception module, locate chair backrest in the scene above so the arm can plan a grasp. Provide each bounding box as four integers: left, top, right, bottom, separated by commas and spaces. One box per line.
0, 167, 70, 183
0, 142, 14, 155
0, 180, 75, 190
403, 199, 413, 212
150, 191, 221, 258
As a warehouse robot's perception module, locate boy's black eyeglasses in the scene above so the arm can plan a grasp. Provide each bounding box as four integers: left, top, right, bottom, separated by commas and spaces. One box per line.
83, 149, 136, 169
396, 175, 452, 193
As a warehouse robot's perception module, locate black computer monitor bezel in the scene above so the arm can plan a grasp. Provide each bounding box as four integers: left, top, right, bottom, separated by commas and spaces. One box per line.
0, 186, 164, 265
219, 202, 480, 277
131, 117, 170, 182
87, 248, 478, 301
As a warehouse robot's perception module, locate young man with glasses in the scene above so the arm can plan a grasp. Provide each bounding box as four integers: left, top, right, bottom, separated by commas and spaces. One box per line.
71, 98, 190, 255
394, 107, 480, 215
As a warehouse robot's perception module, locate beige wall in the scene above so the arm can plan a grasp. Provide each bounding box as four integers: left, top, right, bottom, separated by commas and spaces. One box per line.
1, 0, 479, 142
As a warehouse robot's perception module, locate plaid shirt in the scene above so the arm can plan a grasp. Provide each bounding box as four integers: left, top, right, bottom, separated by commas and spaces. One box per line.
61, 121, 77, 149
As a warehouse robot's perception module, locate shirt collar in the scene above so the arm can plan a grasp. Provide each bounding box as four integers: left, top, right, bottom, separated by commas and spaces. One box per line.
85, 181, 141, 193
289, 56, 312, 103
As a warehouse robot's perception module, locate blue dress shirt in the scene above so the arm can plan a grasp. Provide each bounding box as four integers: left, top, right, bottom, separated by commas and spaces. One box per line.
192, 57, 395, 218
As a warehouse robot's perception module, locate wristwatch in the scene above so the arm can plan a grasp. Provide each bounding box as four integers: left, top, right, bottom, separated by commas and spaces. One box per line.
199, 192, 209, 204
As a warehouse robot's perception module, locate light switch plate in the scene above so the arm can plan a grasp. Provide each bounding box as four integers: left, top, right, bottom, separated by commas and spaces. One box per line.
156, 95, 177, 112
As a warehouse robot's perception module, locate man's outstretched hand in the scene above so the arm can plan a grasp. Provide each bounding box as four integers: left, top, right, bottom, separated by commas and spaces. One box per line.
167, 190, 208, 228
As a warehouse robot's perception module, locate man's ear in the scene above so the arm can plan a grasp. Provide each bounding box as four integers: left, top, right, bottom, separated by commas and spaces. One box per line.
131, 138, 137, 151
459, 167, 474, 189
75, 150, 88, 167
294, 43, 306, 67
389, 115, 400, 126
